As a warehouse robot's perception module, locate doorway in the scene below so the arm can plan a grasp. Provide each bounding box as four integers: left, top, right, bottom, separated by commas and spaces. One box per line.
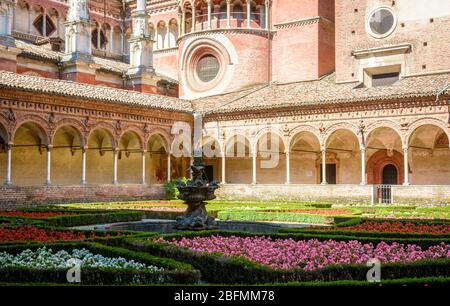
204, 165, 214, 183
382, 164, 398, 185
320, 164, 337, 184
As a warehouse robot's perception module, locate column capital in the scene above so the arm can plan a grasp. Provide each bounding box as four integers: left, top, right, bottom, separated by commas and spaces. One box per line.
141, 149, 148, 154
46, 144, 53, 150
402, 146, 409, 152
360, 147, 366, 152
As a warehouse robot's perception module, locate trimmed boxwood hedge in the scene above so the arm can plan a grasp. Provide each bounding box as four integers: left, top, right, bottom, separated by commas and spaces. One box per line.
0, 210, 145, 227
217, 211, 333, 224
41, 211, 144, 227
273, 276, 450, 287
0, 242, 200, 285
118, 235, 450, 284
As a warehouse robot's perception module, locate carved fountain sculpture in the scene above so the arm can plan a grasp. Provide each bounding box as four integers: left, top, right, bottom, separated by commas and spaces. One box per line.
175, 157, 219, 230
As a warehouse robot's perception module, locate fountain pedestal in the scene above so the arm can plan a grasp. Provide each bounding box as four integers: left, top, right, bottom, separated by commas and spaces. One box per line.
175, 157, 219, 230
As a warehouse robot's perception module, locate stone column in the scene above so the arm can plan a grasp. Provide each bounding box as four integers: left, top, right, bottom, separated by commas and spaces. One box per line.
27, 8, 31, 34
113, 148, 118, 184
191, 5, 196, 32
226, 0, 231, 28
252, 151, 257, 184
43, 9, 47, 37
360, 147, 366, 185
403, 146, 409, 186
285, 151, 290, 184
207, 0, 212, 30
81, 146, 87, 185
108, 28, 113, 52
97, 26, 101, 49
246, 0, 251, 28
4, 143, 12, 185
45, 145, 52, 185
321, 148, 327, 185
141, 150, 146, 184
264, 0, 269, 30
221, 151, 226, 184
167, 152, 171, 182
56, 15, 60, 37
181, 9, 186, 35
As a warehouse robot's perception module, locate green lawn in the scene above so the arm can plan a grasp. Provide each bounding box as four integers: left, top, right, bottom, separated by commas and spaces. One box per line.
46, 200, 450, 223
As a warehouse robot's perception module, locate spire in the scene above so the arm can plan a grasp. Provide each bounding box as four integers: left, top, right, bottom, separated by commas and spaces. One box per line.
64, 0, 92, 58
127, 0, 154, 76
67, 0, 90, 22
0, 0, 16, 37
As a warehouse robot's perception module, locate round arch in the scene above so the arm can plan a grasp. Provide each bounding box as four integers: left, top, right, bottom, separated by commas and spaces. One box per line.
289, 129, 321, 184
406, 118, 450, 148
51, 125, 85, 185
224, 133, 252, 184
118, 130, 143, 184
86, 127, 116, 184
12, 121, 50, 186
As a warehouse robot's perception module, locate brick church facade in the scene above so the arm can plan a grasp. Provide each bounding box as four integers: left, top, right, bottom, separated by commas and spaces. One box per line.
0, 0, 449, 207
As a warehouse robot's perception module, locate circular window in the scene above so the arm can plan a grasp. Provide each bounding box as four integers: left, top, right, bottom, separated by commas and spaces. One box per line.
196, 55, 220, 83
368, 7, 396, 38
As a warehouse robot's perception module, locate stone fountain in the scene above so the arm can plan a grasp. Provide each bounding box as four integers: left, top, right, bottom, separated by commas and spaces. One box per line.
175, 156, 219, 230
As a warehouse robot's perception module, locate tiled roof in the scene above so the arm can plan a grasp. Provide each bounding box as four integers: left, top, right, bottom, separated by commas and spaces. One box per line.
0, 71, 191, 113
13, 39, 177, 83
194, 72, 450, 115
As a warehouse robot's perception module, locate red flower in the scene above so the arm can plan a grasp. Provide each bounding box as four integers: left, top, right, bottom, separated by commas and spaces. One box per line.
0, 226, 121, 243
0, 211, 76, 218
334, 221, 450, 234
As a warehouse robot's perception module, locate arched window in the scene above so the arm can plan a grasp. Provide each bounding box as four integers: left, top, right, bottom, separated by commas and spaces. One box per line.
92, 29, 108, 49
33, 14, 56, 36
232, 3, 244, 20
219, 2, 227, 19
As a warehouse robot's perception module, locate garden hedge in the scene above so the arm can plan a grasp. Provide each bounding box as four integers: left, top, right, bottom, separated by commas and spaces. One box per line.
273, 276, 450, 287
0, 241, 200, 285
217, 211, 333, 224
118, 236, 450, 284
41, 211, 144, 227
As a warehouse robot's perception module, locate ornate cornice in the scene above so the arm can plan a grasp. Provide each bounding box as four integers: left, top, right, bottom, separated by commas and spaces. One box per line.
204, 96, 450, 123
177, 28, 274, 44
274, 16, 333, 30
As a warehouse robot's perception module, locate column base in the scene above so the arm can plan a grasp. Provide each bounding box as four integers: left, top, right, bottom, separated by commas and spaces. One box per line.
403, 183, 410, 186
360, 182, 367, 186
113, 181, 119, 185
321, 182, 328, 185
4, 181, 12, 186
45, 181, 51, 186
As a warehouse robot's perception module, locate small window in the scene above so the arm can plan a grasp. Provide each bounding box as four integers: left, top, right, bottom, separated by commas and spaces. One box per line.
196, 55, 220, 83
92, 29, 108, 49
368, 7, 396, 38
372, 72, 400, 87
33, 15, 56, 37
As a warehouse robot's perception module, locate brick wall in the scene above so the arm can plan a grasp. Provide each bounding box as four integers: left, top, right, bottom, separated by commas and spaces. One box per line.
335, 0, 450, 82
216, 184, 373, 204
0, 184, 166, 210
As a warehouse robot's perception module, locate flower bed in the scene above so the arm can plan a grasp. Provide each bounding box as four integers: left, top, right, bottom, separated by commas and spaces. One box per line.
0, 242, 200, 285
158, 235, 450, 271
0, 246, 162, 272
335, 221, 450, 234
0, 211, 76, 218
0, 226, 121, 244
